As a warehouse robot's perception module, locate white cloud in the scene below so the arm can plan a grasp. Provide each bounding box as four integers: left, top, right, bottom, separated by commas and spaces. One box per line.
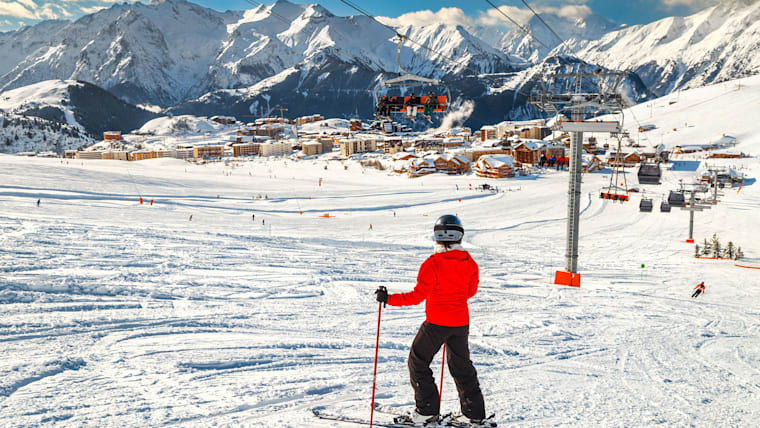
659, 0, 720, 10
80, 5, 106, 14
378, 7, 473, 28
0, 2, 35, 19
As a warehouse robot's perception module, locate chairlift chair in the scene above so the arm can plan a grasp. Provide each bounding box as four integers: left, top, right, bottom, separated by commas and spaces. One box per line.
373, 35, 451, 119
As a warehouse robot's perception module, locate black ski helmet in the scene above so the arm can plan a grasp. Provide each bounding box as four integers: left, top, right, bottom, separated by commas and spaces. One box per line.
433, 214, 464, 242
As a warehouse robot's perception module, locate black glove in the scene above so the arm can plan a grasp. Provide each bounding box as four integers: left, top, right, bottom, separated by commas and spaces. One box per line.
375, 286, 388, 307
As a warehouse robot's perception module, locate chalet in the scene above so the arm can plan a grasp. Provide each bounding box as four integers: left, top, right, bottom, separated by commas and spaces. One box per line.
429, 154, 471, 175
582, 154, 604, 173
466, 146, 510, 163
473, 155, 515, 178
512, 140, 564, 165
638, 124, 656, 133
408, 158, 436, 177
606, 151, 642, 167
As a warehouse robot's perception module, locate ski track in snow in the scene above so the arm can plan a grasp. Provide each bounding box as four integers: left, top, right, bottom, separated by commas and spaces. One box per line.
0, 150, 759, 427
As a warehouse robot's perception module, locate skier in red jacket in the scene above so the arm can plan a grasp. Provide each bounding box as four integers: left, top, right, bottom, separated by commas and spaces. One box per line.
375, 215, 487, 426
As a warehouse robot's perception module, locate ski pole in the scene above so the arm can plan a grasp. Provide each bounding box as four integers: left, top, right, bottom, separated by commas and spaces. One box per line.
439, 344, 446, 402
370, 286, 386, 428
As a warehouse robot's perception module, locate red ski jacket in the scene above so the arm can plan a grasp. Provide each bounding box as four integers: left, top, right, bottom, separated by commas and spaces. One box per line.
387, 249, 479, 327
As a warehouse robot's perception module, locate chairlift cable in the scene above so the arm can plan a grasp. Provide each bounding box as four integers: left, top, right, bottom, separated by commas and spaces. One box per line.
338, 0, 474, 73
518, 0, 574, 55
482, 0, 552, 51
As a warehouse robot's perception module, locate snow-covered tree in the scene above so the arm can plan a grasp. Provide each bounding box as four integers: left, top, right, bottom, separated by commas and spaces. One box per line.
710, 233, 721, 258
726, 241, 735, 260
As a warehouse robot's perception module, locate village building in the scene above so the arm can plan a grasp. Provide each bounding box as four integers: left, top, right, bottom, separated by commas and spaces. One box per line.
407, 158, 436, 177
339, 137, 377, 157
606, 150, 642, 167
480, 126, 498, 141
317, 137, 334, 153
64, 150, 77, 159
172, 148, 195, 160
512, 140, 564, 165
260, 140, 293, 157
103, 131, 122, 142
233, 143, 261, 157
384, 138, 404, 154
473, 155, 515, 178
131, 151, 172, 161
301, 141, 323, 156
429, 154, 471, 175
519, 126, 551, 140
210, 116, 236, 125
465, 146, 511, 163
295, 114, 325, 125
582, 154, 604, 173
193, 145, 225, 159
101, 151, 130, 161
76, 151, 104, 160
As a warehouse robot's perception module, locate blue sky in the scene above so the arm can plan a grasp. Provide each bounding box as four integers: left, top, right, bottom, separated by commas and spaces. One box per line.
0, 0, 721, 32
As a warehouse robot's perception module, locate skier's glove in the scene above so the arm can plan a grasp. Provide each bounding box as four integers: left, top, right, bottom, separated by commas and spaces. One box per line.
375, 286, 388, 307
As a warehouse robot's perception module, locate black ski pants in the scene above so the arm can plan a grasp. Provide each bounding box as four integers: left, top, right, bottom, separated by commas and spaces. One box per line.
408, 321, 485, 419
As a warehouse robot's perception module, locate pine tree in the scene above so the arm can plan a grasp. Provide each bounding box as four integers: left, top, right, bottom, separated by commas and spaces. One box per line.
735, 247, 744, 261
694, 244, 700, 257
710, 233, 721, 257
726, 241, 735, 260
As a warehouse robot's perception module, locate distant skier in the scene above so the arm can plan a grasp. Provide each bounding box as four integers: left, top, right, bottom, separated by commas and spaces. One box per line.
189, 215, 193, 221
691, 282, 706, 299
36, 199, 40, 207
375, 215, 489, 426
369, 224, 373, 231
252, 214, 255, 221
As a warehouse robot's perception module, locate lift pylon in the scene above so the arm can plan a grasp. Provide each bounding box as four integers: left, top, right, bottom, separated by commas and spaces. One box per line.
530, 69, 627, 287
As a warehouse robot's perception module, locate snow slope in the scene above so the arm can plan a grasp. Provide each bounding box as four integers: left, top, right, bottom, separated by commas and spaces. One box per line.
1, 76, 760, 428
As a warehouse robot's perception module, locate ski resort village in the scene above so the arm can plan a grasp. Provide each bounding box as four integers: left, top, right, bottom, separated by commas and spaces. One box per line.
1, 0, 760, 427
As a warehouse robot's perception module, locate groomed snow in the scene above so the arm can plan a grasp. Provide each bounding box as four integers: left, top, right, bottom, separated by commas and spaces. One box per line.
1, 75, 760, 426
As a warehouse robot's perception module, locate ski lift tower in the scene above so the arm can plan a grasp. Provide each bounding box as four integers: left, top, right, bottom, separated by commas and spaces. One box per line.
530, 70, 626, 287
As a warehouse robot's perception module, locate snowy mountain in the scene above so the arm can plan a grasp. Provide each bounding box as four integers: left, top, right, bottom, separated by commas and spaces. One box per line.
570, 0, 760, 96
0, 113, 93, 155
0, 0, 757, 128
469, 8, 621, 63
0, 80, 157, 152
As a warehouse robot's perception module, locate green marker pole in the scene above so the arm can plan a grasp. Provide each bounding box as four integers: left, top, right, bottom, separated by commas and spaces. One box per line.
641, 263, 645, 280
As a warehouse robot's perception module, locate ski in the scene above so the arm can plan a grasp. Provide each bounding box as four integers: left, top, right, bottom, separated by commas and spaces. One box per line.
312, 408, 409, 427
313, 407, 452, 427
373, 403, 497, 427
